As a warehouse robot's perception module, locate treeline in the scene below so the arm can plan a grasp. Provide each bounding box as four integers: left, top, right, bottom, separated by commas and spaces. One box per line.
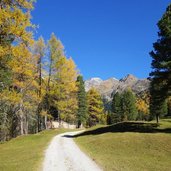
108, 89, 143, 124
106, 88, 170, 125
109, 3, 171, 124
86, 3, 171, 125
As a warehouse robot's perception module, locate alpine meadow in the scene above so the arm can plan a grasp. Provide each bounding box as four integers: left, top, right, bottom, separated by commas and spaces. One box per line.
0, 1, 171, 171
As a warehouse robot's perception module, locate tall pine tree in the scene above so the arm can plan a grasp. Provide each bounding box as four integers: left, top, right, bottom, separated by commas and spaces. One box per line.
121, 89, 138, 121
149, 4, 171, 122
111, 92, 122, 123
76, 75, 87, 128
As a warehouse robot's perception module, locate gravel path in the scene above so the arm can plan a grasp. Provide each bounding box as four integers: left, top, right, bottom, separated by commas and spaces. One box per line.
42, 131, 102, 171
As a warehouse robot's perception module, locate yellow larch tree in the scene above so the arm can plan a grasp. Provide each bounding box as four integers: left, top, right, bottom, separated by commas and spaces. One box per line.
33, 36, 47, 131
52, 56, 78, 124
87, 88, 104, 126
136, 97, 149, 120
0, 0, 38, 139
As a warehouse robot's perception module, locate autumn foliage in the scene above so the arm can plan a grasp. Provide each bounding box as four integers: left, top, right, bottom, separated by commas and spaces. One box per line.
0, 1, 79, 141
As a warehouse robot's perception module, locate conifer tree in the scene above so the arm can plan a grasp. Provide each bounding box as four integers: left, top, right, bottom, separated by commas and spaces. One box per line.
34, 37, 46, 131
87, 88, 104, 126
149, 4, 171, 122
47, 33, 64, 92
53, 56, 78, 124
76, 75, 87, 128
121, 89, 138, 121
46, 34, 64, 119
111, 92, 122, 123
168, 97, 171, 115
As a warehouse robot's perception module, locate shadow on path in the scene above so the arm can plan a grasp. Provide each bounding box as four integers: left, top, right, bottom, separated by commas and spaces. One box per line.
62, 135, 74, 138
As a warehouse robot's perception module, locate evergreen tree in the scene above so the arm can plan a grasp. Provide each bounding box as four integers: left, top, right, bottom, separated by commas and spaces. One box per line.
87, 88, 104, 126
76, 75, 87, 128
168, 97, 171, 116
121, 89, 138, 121
149, 4, 171, 122
111, 92, 122, 123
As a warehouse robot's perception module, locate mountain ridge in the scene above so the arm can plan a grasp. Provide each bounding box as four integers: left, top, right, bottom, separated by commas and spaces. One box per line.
85, 74, 150, 100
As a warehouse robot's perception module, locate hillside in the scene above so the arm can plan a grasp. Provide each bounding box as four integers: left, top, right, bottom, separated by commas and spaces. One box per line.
74, 119, 171, 171
85, 74, 150, 100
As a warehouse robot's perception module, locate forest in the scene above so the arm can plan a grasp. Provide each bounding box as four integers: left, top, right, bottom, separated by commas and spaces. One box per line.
0, 0, 171, 143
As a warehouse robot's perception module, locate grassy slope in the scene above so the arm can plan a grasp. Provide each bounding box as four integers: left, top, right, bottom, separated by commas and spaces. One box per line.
0, 129, 73, 171
75, 120, 171, 171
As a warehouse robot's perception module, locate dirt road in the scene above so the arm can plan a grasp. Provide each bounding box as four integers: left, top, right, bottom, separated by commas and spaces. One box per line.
42, 131, 102, 171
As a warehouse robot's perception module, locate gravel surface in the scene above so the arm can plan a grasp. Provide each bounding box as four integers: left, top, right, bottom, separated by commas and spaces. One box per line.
42, 131, 102, 171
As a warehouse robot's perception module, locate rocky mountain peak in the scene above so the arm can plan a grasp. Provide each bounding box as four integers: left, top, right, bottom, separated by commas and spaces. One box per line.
85, 74, 150, 100
120, 74, 138, 83
85, 77, 103, 91
89, 77, 102, 83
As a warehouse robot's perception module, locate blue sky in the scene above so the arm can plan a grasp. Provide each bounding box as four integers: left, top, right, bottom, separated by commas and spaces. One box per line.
31, 0, 171, 80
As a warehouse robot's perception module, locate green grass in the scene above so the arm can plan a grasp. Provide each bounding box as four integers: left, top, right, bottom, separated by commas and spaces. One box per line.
0, 128, 74, 171
74, 119, 171, 171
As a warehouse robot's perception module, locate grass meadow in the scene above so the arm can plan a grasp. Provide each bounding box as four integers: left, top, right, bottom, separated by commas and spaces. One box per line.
75, 119, 171, 171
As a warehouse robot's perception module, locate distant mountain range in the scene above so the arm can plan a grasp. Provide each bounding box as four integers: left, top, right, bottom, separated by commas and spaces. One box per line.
85, 74, 150, 100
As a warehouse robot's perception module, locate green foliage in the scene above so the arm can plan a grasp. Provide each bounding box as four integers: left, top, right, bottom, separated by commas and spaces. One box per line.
121, 89, 138, 121
110, 89, 138, 123
149, 4, 171, 122
76, 75, 88, 127
0, 53, 12, 91
168, 97, 171, 115
111, 92, 122, 123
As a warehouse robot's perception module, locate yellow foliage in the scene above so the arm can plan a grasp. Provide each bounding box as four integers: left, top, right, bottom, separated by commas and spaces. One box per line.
52, 56, 78, 122
87, 88, 104, 124
136, 98, 149, 115
0, 89, 21, 104
0, 0, 39, 118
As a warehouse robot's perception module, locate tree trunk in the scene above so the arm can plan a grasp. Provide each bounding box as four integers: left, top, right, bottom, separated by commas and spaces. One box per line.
23, 114, 28, 134
77, 120, 81, 128
58, 111, 61, 128
47, 55, 52, 92
44, 115, 47, 129
20, 113, 24, 135
36, 110, 40, 133
156, 114, 159, 123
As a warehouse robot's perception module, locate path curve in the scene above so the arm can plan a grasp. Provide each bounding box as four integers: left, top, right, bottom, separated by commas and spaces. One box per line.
42, 130, 102, 171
